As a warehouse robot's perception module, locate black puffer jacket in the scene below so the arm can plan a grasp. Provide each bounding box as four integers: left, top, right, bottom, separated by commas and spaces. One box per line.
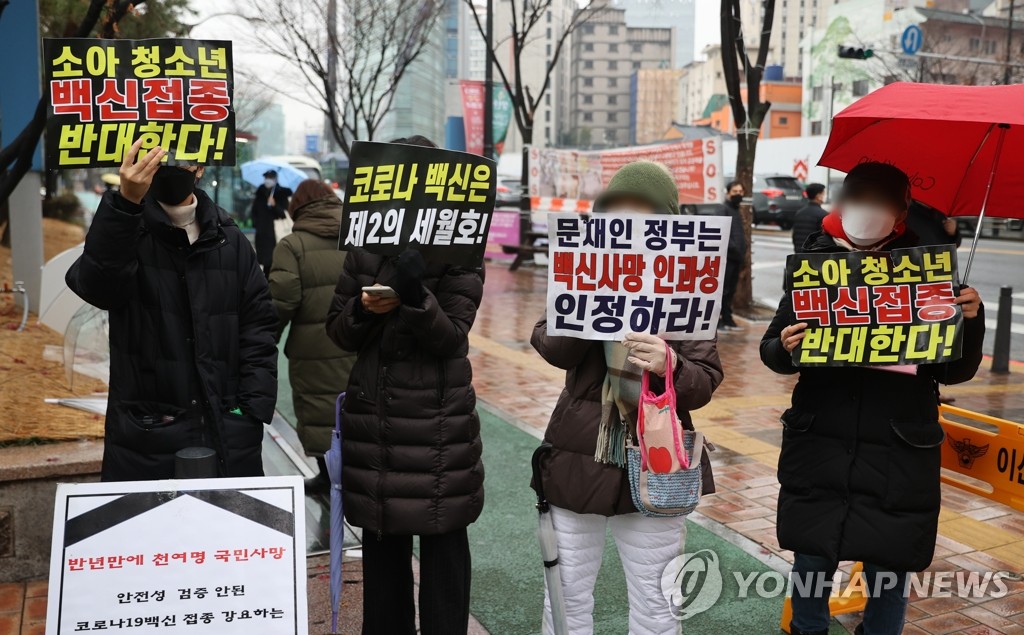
791, 202, 828, 252
67, 190, 279, 481
325, 249, 485, 536
760, 230, 985, 572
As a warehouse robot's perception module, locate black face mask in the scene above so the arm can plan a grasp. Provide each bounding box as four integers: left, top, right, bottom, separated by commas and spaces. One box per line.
150, 166, 197, 205
728, 194, 743, 206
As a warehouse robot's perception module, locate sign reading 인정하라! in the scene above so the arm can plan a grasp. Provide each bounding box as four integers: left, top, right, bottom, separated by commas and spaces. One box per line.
786, 245, 964, 367
43, 37, 235, 168
339, 141, 498, 267
545, 213, 731, 340
45, 477, 307, 635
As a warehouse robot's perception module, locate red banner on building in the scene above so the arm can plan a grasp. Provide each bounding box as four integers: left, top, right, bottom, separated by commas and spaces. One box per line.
460, 80, 485, 157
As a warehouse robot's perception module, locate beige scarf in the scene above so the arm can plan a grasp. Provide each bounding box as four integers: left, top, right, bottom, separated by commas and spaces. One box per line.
595, 342, 643, 467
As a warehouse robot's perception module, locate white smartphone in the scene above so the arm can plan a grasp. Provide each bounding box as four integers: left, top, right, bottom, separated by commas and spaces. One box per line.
362, 285, 398, 299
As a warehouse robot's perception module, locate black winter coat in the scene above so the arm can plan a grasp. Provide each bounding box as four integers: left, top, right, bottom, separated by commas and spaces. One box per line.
760, 231, 985, 572
791, 202, 828, 252
67, 190, 279, 481
325, 250, 485, 536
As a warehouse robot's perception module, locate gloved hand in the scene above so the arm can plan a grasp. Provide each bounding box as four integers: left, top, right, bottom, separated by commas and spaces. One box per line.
622, 332, 676, 377
392, 248, 426, 307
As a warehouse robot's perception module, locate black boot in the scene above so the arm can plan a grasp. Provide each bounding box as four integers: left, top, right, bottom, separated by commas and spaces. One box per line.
790, 627, 829, 635
304, 456, 330, 495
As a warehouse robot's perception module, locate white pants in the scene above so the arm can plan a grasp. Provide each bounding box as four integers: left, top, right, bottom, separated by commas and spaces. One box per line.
542, 505, 687, 635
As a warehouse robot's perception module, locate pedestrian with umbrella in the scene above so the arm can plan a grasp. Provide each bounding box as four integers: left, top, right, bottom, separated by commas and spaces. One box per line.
531, 161, 723, 635
760, 162, 986, 635
250, 169, 293, 277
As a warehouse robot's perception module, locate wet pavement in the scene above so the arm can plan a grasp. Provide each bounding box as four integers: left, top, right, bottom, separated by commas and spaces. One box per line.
468, 261, 1024, 635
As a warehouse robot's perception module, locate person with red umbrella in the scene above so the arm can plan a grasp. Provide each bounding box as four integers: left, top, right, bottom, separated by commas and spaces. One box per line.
760, 163, 985, 635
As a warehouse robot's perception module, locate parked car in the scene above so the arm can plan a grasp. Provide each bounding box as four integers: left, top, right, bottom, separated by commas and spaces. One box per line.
748, 175, 806, 229
497, 178, 523, 206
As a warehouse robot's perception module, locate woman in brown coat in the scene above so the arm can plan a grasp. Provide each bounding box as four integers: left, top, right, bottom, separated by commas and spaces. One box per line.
532, 161, 724, 635
325, 136, 484, 635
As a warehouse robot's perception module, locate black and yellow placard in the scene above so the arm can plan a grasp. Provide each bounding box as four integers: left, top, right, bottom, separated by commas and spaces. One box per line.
339, 141, 497, 267
43, 38, 235, 168
786, 245, 964, 367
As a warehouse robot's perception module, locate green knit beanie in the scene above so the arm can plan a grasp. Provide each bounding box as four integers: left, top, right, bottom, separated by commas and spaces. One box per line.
593, 160, 680, 215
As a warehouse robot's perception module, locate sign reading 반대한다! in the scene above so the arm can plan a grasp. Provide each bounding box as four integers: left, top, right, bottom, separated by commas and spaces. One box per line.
545, 213, 731, 340
786, 244, 964, 367
43, 38, 235, 168
339, 141, 497, 267
45, 477, 307, 635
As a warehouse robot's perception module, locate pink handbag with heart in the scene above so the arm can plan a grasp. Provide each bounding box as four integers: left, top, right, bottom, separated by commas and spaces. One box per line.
637, 340, 690, 474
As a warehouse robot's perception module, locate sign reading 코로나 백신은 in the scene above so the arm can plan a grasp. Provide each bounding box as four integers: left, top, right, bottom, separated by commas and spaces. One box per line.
43, 38, 235, 168
786, 245, 964, 367
545, 213, 732, 340
339, 141, 498, 267
45, 477, 307, 635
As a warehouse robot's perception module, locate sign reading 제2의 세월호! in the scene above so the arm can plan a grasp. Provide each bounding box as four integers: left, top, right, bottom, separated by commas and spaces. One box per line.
45, 477, 307, 635
43, 37, 235, 168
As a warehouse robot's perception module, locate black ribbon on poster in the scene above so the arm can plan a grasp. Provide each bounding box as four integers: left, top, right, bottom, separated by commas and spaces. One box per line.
339, 141, 497, 267
43, 37, 235, 168
785, 244, 964, 367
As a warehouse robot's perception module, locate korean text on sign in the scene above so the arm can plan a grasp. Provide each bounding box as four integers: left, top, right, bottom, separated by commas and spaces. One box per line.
44, 37, 235, 168
340, 141, 498, 267
786, 245, 964, 367
545, 213, 731, 341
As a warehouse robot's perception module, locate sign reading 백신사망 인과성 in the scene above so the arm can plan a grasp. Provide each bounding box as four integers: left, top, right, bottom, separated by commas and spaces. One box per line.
43, 38, 235, 168
44, 477, 307, 635
786, 244, 964, 367
339, 141, 498, 267
545, 213, 732, 340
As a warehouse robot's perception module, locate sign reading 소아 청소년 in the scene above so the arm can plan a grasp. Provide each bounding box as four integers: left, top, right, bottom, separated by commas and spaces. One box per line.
45, 477, 307, 635
339, 141, 497, 267
43, 38, 235, 168
787, 245, 964, 367
545, 213, 731, 340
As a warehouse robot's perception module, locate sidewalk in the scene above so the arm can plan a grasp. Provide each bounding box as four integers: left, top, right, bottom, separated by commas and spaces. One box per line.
467, 264, 1024, 635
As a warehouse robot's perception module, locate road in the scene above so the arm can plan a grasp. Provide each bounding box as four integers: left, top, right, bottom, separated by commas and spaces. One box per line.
749, 228, 1024, 363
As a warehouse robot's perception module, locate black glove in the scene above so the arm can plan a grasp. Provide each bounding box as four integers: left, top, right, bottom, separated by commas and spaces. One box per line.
392, 248, 426, 307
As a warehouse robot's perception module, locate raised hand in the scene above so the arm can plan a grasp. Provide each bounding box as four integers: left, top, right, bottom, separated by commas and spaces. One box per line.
119, 139, 165, 204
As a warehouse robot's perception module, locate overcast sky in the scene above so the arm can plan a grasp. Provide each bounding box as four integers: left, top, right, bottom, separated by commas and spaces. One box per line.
189, 1, 721, 152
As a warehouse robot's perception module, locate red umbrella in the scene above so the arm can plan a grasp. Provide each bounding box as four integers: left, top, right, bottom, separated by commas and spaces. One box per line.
819, 82, 1024, 281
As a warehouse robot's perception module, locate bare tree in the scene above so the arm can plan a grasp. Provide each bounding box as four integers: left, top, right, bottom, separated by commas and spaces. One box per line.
720, 0, 776, 314
463, 0, 602, 147
236, 0, 445, 158
232, 76, 276, 132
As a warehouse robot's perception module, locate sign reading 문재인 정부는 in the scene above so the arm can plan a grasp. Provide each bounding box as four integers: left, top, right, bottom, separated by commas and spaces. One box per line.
339, 141, 497, 267
44, 476, 307, 635
43, 38, 235, 168
545, 213, 732, 340
786, 245, 964, 367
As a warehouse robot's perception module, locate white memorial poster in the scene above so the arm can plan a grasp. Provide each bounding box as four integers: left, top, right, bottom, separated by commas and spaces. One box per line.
45, 476, 307, 634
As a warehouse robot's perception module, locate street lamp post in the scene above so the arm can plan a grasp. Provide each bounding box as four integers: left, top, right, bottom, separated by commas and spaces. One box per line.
482, 0, 494, 159
1005, 0, 1017, 84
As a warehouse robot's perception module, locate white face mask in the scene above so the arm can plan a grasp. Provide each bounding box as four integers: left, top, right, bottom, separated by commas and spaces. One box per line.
841, 203, 896, 245
264, 178, 276, 189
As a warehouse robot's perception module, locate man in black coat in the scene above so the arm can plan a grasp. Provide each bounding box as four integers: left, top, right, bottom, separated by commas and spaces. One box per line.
250, 169, 292, 276
67, 139, 279, 481
791, 182, 828, 252
718, 180, 747, 331
761, 163, 985, 635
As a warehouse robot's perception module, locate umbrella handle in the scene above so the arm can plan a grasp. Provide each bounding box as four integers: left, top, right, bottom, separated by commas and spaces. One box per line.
532, 443, 553, 511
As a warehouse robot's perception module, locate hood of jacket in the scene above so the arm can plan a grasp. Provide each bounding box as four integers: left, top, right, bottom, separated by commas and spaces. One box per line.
291, 197, 342, 240
141, 188, 228, 249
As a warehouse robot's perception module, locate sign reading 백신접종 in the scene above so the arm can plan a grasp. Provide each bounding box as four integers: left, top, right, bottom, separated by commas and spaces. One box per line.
43, 38, 235, 168
545, 213, 731, 340
339, 141, 498, 267
786, 245, 964, 367
45, 477, 307, 635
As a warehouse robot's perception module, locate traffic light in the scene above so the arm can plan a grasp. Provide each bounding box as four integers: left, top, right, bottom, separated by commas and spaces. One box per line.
838, 45, 874, 60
